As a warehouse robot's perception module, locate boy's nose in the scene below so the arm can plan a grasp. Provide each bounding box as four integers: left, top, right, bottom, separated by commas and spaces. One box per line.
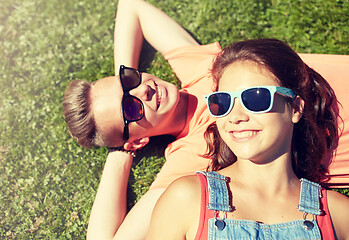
129, 84, 153, 101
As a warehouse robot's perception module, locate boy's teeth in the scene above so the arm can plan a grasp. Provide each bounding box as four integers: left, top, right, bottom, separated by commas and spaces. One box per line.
156, 85, 161, 108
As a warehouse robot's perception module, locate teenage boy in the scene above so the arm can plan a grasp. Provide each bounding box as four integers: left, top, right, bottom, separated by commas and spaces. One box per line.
63, 0, 221, 238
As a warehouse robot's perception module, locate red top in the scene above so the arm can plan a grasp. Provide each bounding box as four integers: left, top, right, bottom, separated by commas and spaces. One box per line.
194, 174, 335, 240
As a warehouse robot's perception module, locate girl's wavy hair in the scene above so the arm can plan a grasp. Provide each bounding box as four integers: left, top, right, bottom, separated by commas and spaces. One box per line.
204, 39, 341, 184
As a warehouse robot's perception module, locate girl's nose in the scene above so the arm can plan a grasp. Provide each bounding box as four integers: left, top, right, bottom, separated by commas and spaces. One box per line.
226, 98, 250, 124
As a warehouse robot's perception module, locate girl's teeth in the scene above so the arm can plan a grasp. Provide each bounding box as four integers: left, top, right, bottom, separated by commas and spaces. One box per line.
233, 131, 258, 138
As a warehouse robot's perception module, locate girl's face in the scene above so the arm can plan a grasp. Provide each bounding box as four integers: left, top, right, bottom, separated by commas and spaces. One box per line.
216, 61, 302, 164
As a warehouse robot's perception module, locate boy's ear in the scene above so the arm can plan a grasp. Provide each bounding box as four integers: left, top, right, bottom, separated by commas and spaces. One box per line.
123, 137, 150, 151
292, 96, 305, 124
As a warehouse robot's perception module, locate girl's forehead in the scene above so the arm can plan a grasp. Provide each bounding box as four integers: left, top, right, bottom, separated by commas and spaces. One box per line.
218, 62, 279, 90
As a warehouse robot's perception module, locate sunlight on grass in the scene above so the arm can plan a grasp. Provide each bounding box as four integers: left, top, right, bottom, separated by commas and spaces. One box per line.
1, 0, 348, 238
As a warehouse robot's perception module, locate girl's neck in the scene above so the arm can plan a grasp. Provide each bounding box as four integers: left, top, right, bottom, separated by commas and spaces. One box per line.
220, 154, 299, 194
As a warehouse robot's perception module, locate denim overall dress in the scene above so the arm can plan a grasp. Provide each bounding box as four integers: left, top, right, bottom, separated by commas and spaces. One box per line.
196, 171, 323, 239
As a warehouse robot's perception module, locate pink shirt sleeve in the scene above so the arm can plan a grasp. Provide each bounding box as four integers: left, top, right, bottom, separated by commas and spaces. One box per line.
164, 42, 222, 88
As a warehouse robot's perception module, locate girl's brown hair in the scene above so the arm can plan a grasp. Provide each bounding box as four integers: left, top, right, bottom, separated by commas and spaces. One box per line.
204, 39, 340, 184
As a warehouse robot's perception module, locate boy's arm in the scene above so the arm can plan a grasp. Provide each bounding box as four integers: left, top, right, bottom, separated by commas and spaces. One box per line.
114, 0, 199, 71
86, 152, 132, 239
86, 151, 166, 240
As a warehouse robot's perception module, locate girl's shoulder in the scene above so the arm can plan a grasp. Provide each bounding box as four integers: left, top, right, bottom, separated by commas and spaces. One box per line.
326, 190, 349, 240
326, 189, 349, 211
166, 174, 201, 200
155, 174, 202, 219
148, 175, 202, 239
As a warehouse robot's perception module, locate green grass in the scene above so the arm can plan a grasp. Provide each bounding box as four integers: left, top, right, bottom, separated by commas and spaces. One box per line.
1, 0, 348, 238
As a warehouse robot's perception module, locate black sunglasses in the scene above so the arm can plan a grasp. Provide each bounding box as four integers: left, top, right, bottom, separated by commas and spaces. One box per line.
119, 65, 144, 140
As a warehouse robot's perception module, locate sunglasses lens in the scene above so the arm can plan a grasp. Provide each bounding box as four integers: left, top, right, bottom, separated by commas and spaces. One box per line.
123, 96, 143, 121
242, 88, 271, 112
121, 68, 141, 90
208, 92, 231, 116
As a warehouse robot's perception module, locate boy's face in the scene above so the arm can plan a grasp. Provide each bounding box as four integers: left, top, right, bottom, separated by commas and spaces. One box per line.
91, 73, 181, 146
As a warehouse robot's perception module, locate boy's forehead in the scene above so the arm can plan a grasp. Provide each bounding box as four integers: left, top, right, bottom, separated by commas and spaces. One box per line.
91, 76, 124, 134
92, 76, 123, 100
93, 75, 120, 88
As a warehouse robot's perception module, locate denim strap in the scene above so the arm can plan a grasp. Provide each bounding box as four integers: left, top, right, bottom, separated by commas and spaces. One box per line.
297, 178, 322, 215
196, 171, 232, 212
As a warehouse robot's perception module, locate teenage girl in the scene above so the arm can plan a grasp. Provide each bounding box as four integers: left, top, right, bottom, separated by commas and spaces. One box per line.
146, 39, 349, 239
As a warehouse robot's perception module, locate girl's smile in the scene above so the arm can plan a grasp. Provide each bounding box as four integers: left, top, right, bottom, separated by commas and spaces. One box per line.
229, 130, 261, 142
